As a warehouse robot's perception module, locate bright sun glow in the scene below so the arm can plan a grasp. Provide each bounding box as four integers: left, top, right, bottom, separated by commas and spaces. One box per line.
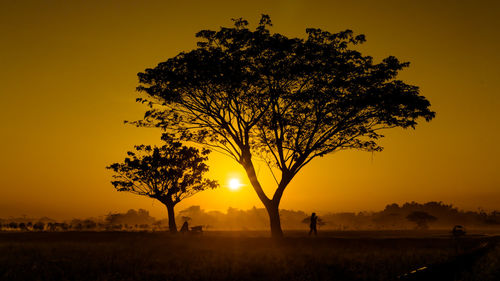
228, 178, 242, 191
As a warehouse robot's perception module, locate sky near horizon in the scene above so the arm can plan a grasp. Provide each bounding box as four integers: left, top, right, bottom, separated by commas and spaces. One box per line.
0, 0, 499, 219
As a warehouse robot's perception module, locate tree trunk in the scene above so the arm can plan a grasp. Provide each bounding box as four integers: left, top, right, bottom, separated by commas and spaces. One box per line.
166, 203, 177, 233
265, 201, 283, 238
241, 151, 286, 238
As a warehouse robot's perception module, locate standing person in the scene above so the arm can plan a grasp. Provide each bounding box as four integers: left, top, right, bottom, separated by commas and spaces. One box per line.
309, 212, 318, 236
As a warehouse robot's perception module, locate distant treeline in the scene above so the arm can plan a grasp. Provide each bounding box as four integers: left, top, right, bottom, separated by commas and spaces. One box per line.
1, 202, 499, 232
170, 202, 500, 230
0, 209, 157, 232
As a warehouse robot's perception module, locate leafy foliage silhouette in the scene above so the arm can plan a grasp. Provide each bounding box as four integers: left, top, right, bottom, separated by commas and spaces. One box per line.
407, 211, 437, 229
133, 15, 435, 237
107, 136, 218, 232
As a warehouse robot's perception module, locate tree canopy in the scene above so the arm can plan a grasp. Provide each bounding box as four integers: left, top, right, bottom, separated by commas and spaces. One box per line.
107, 138, 218, 205
107, 137, 218, 232
133, 15, 435, 237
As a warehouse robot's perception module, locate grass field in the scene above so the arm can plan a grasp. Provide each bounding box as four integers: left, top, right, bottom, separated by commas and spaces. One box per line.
0, 231, 498, 281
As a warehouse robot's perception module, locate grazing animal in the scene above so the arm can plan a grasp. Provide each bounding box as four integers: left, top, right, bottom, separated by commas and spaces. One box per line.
190, 225, 203, 233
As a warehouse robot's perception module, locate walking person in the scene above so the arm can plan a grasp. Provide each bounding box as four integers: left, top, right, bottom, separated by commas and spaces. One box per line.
309, 212, 318, 236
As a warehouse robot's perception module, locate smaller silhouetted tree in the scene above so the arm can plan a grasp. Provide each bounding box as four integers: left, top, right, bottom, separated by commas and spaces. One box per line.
406, 211, 437, 229
107, 137, 218, 232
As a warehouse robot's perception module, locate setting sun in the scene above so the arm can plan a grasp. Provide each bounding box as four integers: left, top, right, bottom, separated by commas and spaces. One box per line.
228, 178, 242, 191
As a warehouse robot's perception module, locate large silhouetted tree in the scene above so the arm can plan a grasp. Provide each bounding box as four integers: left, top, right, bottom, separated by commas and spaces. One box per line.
107, 137, 218, 232
133, 15, 435, 237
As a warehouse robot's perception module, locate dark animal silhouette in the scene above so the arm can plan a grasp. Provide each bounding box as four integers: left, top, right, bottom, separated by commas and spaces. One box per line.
190, 225, 203, 233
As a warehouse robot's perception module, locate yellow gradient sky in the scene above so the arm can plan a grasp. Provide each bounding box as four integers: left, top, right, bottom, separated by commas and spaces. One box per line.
0, 0, 499, 219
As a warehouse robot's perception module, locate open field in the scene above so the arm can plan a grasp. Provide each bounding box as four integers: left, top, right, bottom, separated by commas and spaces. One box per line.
1, 231, 499, 281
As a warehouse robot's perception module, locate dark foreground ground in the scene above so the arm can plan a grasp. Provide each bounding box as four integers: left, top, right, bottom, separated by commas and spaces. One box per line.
1, 231, 499, 281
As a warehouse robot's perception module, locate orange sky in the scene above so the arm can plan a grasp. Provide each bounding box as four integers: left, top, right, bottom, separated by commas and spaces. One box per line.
1, 0, 499, 219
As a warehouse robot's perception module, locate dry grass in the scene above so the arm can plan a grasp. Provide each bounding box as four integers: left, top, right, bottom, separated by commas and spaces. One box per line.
0, 231, 496, 281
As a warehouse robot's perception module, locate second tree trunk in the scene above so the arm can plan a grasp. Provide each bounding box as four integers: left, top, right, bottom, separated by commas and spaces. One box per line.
166, 203, 177, 233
